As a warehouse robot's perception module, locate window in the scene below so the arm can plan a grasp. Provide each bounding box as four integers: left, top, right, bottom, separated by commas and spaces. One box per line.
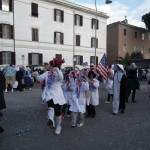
142, 33, 145, 40
54, 32, 64, 44
124, 29, 127, 36
74, 55, 83, 65
91, 38, 98, 48
75, 14, 83, 26
90, 56, 98, 66
134, 32, 137, 38
123, 44, 127, 52
133, 44, 138, 52
56, 54, 62, 60
0, 24, 13, 39
76, 35, 80, 46
28, 53, 43, 65
0, 0, 12, 12
32, 28, 39, 41
54, 9, 64, 22
0, 51, 15, 65
31, 3, 38, 17
141, 47, 144, 54
91, 18, 99, 29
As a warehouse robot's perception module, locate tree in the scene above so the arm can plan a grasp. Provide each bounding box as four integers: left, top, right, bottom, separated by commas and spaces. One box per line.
130, 52, 144, 59
142, 12, 150, 31
117, 52, 131, 66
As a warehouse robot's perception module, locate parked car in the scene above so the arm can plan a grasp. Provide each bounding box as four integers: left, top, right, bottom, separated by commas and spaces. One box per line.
61, 66, 80, 77
26, 65, 44, 74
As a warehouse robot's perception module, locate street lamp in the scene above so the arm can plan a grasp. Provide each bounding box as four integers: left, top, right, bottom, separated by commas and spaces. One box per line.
94, 0, 112, 66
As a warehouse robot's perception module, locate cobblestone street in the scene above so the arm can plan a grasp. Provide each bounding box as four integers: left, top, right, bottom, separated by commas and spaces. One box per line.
0, 81, 150, 150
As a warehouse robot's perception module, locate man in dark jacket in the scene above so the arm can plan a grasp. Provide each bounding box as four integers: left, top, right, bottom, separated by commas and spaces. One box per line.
0, 69, 6, 132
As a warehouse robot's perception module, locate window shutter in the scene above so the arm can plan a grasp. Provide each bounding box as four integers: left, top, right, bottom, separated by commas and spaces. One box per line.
56, 54, 62, 60
60, 33, 64, 44
10, 25, 13, 39
32, 3, 38, 17
96, 57, 98, 66
91, 38, 93, 47
0, 0, 2, 10
39, 53, 43, 65
90, 56, 92, 64
97, 20, 99, 29
36, 29, 39, 41
96, 38, 98, 48
76, 35, 80, 46
0, 52, 2, 65
54, 9, 56, 21
9, 0, 13, 12
91, 18, 93, 29
61, 11, 64, 22
0, 24, 2, 38
11, 52, 15, 65
74, 14, 77, 25
80, 16, 83, 26
54, 32, 56, 43
80, 56, 83, 65
28, 53, 32, 65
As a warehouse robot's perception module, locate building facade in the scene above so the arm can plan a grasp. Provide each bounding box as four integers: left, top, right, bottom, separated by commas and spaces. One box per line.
107, 20, 150, 65
0, 0, 108, 67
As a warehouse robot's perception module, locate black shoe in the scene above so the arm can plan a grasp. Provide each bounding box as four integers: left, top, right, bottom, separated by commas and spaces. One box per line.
120, 110, 124, 113
112, 113, 117, 115
0, 126, 4, 133
0, 112, 3, 117
71, 125, 76, 128
131, 100, 136, 103
126, 100, 129, 103
47, 119, 54, 129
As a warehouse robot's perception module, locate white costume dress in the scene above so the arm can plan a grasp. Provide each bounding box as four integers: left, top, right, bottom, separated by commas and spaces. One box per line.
86, 78, 99, 106
36, 70, 66, 105
113, 71, 123, 114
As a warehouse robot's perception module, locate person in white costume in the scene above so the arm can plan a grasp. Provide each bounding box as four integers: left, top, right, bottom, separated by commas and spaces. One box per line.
86, 70, 99, 118
34, 58, 66, 135
69, 72, 89, 128
105, 68, 114, 104
112, 64, 127, 115
62, 74, 72, 117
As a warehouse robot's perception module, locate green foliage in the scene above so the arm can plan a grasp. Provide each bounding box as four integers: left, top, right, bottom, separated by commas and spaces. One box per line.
142, 12, 150, 31
130, 52, 144, 59
117, 52, 131, 66
117, 52, 143, 65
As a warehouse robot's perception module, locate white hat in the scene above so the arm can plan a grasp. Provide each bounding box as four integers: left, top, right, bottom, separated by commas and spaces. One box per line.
113, 64, 124, 71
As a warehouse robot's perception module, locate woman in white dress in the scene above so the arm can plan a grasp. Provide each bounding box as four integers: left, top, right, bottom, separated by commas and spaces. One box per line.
34, 58, 66, 135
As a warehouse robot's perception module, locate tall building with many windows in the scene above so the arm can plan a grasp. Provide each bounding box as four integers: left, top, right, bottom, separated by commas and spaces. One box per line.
107, 20, 150, 65
0, 0, 108, 66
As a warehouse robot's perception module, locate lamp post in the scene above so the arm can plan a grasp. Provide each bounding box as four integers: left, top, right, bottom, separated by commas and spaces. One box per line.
94, 0, 112, 66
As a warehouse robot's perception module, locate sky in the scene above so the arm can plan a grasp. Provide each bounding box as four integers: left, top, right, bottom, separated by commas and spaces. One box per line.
68, 0, 150, 28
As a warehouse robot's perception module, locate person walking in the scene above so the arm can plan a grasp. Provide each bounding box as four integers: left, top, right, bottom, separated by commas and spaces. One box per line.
34, 58, 65, 135
112, 64, 127, 115
0, 69, 6, 132
126, 63, 140, 103
146, 70, 150, 97
4, 64, 16, 92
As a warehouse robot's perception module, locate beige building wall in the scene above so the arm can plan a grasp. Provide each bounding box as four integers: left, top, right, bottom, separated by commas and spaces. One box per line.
107, 21, 150, 65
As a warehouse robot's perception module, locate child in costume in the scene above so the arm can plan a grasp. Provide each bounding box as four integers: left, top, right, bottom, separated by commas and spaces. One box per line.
69, 72, 89, 128
86, 70, 99, 118
62, 74, 72, 117
105, 69, 114, 104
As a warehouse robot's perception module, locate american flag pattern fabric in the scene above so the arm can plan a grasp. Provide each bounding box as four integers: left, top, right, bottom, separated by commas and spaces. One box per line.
47, 71, 56, 89
97, 54, 108, 80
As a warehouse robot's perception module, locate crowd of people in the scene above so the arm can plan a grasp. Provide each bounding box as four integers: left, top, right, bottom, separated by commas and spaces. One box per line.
0, 59, 150, 135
